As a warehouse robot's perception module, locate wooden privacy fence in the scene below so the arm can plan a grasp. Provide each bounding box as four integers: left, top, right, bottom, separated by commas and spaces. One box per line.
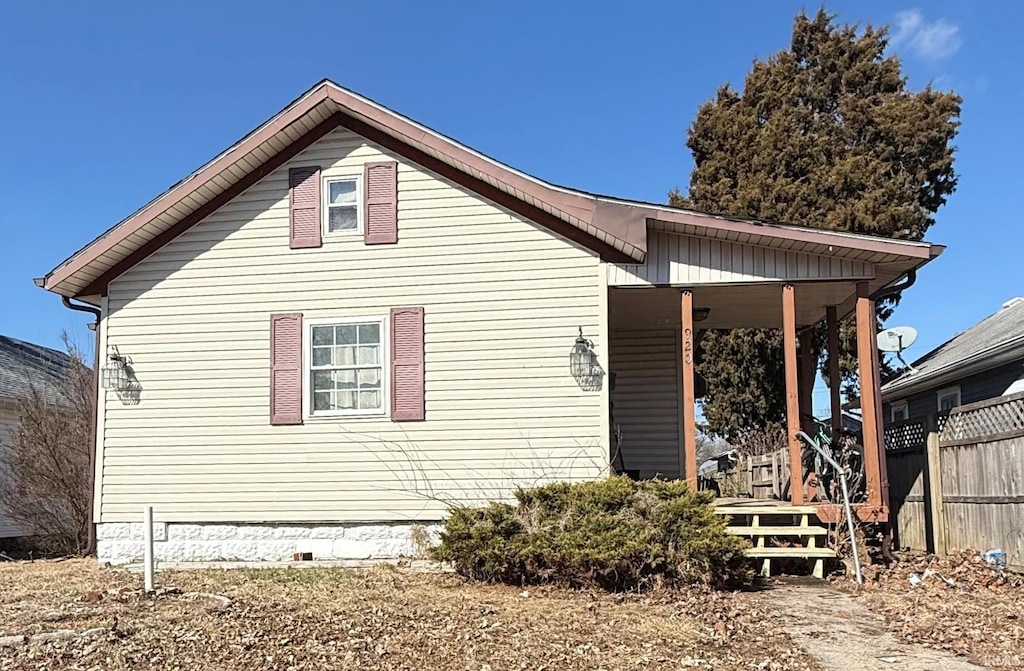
884, 417, 930, 552
885, 392, 1024, 569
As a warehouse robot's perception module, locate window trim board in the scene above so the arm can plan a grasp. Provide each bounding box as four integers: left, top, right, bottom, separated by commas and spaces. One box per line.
302, 314, 389, 419
936, 384, 962, 412
322, 175, 363, 237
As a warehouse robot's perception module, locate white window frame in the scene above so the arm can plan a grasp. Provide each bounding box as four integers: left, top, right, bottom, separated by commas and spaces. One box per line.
322, 176, 363, 237
303, 315, 389, 419
890, 400, 909, 423
936, 385, 961, 413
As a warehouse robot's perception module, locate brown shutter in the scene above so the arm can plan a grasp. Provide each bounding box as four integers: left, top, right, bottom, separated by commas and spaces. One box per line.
364, 161, 398, 244
391, 307, 424, 421
270, 313, 303, 425
289, 167, 321, 249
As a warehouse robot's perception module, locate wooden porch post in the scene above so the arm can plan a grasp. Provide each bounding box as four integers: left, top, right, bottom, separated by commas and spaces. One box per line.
782, 285, 804, 505
681, 290, 698, 490
856, 282, 886, 510
826, 306, 842, 436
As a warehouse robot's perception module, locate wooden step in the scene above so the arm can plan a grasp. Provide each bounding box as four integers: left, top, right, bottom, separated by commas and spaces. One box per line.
714, 505, 820, 515
743, 547, 836, 559
726, 526, 827, 536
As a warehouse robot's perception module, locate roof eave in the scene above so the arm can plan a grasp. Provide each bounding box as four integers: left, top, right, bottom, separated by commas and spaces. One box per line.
39, 79, 946, 298
41, 82, 649, 297
881, 337, 1024, 401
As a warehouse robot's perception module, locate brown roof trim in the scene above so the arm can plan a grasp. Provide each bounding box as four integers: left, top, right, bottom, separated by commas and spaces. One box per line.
78, 113, 346, 296
338, 112, 635, 264
318, 86, 645, 251
618, 204, 937, 260
77, 111, 634, 297
47, 86, 339, 293
43, 80, 943, 296
673, 213, 935, 260
46, 82, 642, 296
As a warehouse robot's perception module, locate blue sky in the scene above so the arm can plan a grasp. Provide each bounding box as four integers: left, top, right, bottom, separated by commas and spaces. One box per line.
0, 1, 1019, 411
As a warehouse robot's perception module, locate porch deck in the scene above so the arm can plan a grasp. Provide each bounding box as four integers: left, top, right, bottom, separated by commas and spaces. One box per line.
713, 497, 820, 516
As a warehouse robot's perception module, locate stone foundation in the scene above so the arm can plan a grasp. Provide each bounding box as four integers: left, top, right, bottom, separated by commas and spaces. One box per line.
95, 522, 442, 565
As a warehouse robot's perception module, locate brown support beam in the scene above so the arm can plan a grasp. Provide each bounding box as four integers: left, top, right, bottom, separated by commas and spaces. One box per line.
681, 291, 698, 490
826, 306, 842, 436
856, 282, 885, 510
871, 314, 891, 511
782, 285, 804, 505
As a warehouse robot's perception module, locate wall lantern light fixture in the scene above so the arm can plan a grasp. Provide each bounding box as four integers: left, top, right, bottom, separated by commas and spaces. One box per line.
101, 345, 134, 392
569, 327, 601, 380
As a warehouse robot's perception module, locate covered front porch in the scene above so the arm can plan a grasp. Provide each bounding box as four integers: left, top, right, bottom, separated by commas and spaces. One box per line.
604, 223, 925, 523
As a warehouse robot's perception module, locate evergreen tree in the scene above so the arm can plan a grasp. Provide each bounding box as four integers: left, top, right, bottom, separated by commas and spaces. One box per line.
673, 9, 961, 439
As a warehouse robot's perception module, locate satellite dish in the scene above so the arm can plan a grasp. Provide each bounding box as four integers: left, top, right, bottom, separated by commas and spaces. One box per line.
877, 326, 918, 353
877, 326, 918, 373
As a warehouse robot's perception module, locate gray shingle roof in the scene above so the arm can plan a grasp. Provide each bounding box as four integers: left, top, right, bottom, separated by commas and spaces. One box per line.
882, 298, 1024, 393
0, 335, 75, 405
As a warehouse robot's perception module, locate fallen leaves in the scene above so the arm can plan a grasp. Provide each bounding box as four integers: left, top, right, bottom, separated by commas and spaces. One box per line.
0, 559, 822, 670
836, 550, 1024, 671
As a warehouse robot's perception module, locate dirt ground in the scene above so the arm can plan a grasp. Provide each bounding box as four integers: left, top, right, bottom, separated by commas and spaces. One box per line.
835, 550, 1024, 671
0, 559, 820, 671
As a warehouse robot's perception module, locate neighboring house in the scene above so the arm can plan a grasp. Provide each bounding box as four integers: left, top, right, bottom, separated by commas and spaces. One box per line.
0, 335, 75, 539
882, 298, 1024, 423
37, 81, 943, 564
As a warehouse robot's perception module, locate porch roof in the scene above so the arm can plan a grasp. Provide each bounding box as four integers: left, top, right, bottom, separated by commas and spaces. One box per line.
611, 283, 872, 331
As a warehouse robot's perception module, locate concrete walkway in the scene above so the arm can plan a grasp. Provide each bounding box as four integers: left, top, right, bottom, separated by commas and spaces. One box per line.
754, 579, 990, 671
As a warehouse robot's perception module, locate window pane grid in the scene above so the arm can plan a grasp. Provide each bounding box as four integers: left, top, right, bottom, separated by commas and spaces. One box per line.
310, 321, 383, 413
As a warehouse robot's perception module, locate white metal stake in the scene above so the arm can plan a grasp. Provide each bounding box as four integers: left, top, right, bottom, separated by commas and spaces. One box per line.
143, 505, 155, 593
797, 431, 863, 584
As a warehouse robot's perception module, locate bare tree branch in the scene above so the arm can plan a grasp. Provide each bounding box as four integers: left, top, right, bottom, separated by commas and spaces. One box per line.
0, 333, 92, 555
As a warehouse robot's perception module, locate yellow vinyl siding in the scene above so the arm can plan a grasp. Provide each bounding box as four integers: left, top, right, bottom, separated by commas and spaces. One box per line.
100, 127, 606, 523
609, 230, 875, 286
609, 331, 682, 479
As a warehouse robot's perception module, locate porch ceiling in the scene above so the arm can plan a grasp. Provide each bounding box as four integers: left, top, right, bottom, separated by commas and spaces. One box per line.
610, 283, 859, 331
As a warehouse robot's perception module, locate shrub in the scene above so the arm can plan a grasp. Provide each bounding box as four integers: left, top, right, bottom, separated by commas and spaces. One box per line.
430, 476, 752, 590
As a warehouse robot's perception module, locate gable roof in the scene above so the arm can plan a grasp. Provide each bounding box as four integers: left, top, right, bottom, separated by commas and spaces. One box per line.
38, 80, 944, 301
0, 335, 75, 406
882, 298, 1024, 399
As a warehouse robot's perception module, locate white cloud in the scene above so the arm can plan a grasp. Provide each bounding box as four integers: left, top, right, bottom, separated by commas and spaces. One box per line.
931, 74, 955, 91
890, 10, 962, 60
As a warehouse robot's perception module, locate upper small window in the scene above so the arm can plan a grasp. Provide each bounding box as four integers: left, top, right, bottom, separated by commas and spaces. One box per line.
890, 401, 909, 423
324, 178, 360, 235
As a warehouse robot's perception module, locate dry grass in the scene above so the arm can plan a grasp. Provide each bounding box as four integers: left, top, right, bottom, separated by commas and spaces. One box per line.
0, 559, 820, 670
